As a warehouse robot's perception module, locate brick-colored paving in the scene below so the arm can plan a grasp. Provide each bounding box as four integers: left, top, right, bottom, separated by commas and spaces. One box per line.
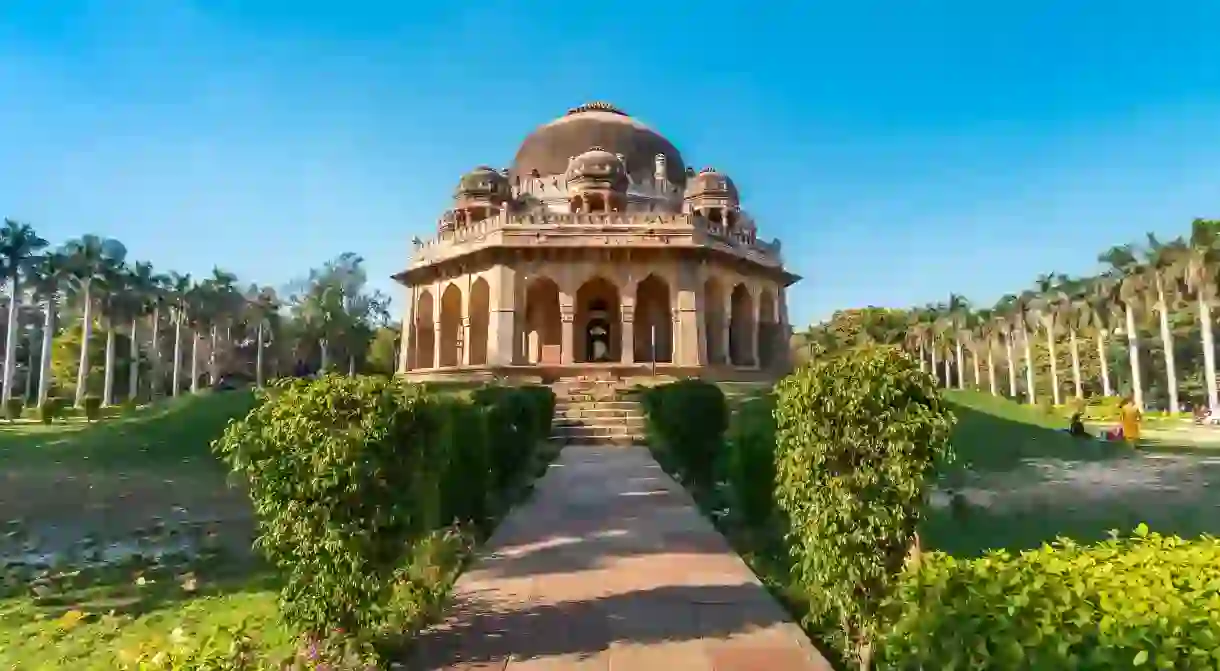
409, 444, 833, 670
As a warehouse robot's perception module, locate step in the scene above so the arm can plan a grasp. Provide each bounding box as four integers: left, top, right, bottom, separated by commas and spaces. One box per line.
553, 417, 646, 429
551, 424, 641, 438
554, 400, 640, 412
549, 433, 642, 446
555, 408, 644, 420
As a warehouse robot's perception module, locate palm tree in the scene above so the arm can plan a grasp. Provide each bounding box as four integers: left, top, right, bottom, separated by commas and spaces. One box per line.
1054, 284, 1085, 401
1100, 245, 1145, 410
1030, 274, 1064, 405
167, 272, 192, 397
124, 262, 158, 402
245, 284, 280, 388
0, 219, 49, 404
1078, 282, 1116, 398
945, 294, 970, 389
203, 268, 240, 384
1010, 291, 1038, 403
98, 264, 133, 407
62, 235, 126, 407
185, 282, 209, 393
144, 272, 170, 399
1175, 219, 1220, 415
27, 253, 66, 406
1142, 233, 1181, 412
976, 309, 999, 396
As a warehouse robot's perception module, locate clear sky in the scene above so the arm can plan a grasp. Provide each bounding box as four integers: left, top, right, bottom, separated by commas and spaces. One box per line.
2, 1, 1218, 328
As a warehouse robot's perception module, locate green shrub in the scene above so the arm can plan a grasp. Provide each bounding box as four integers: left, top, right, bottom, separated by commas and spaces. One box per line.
725, 391, 778, 527
4, 398, 23, 421
640, 379, 728, 489
774, 347, 955, 669
38, 398, 63, 424
879, 526, 1220, 670
471, 385, 555, 490
82, 395, 102, 421
213, 375, 438, 636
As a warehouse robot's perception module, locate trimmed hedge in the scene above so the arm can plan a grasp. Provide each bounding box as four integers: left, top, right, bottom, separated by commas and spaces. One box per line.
640, 379, 728, 489
775, 347, 955, 669
212, 375, 554, 659
879, 527, 1220, 670
725, 391, 778, 528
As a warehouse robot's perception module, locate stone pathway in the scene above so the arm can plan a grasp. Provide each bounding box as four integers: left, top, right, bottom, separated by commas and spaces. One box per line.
408, 444, 832, 670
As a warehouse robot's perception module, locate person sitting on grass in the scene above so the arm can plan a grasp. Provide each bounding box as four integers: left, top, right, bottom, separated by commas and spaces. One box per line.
1068, 411, 1090, 438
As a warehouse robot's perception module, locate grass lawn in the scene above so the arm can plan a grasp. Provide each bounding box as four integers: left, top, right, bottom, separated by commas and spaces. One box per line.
922, 390, 1220, 555
0, 390, 285, 670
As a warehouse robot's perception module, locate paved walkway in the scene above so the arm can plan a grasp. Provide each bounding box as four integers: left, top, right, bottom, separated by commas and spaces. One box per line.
409, 444, 833, 670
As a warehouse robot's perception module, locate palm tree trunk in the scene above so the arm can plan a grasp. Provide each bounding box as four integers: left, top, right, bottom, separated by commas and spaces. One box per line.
2, 275, 21, 404
931, 345, 940, 386
986, 344, 997, 396
255, 322, 265, 388
348, 355, 356, 376
150, 307, 161, 399
1021, 324, 1036, 403
942, 350, 951, 389
102, 324, 116, 406
172, 313, 183, 397
37, 297, 54, 406
1155, 281, 1180, 413
208, 324, 218, 385
75, 283, 93, 407
1199, 298, 1218, 415
1046, 327, 1061, 406
190, 331, 200, 393
1005, 334, 1018, 397
954, 339, 965, 389
1096, 331, 1113, 397
320, 340, 330, 372
128, 317, 139, 402
24, 326, 36, 402
1125, 303, 1144, 411
917, 341, 926, 372
971, 349, 980, 388
1069, 328, 1083, 400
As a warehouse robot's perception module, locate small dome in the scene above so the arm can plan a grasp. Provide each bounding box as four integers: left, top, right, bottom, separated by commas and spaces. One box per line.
684, 167, 739, 202
455, 165, 509, 201
565, 146, 628, 190
438, 210, 457, 233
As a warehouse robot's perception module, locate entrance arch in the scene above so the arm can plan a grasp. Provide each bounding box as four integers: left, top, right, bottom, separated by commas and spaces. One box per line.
438, 283, 462, 367
525, 277, 561, 364
729, 283, 755, 366
575, 277, 621, 363
703, 278, 725, 364
415, 291, 435, 369
635, 274, 672, 363
468, 277, 490, 366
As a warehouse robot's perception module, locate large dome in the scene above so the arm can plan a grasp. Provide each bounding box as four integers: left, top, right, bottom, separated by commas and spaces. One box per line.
512, 102, 686, 184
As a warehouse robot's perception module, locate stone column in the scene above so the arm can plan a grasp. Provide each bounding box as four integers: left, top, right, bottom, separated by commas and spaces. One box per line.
750, 289, 761, 368
432, 322, 442, 369
778, 285, 792, 370
461, 316, 472, 366
398, 284, 416, 373
722, 294, 733, 366
676, 286, 701, 367
561, 305, 575, 364
488, 265, 518, 366
620, 304, 635, 364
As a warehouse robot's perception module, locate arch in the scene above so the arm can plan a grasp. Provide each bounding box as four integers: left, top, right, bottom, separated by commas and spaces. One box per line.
438, 283, 462, 367
703, 278, 725, 364
525, 277, 561, 364
415, 291, 435, 369
468, 277, 490, 366
729, 283, 755, 366
634, 274, 672, 363
758, 287, 778, 369
575, 277, 621, 363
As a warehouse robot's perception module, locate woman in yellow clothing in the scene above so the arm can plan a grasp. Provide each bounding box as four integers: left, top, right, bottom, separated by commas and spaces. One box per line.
1119, 397, 1142, 444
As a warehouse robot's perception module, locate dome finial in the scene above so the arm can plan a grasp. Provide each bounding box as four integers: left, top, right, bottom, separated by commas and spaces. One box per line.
566, 101, 628, 116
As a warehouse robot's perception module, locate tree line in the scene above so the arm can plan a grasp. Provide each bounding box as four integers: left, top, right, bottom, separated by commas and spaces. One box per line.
795, 218, 1220, 414
0, 217, 395, 411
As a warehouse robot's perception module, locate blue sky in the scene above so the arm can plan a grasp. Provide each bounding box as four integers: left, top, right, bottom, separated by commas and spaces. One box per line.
2, 1, 1218, 328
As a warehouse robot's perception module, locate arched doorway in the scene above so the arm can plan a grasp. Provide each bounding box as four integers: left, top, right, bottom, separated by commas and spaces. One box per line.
415, 291, 435, 369
703, 278, 725, 364
525, 277, 562, 364
758, 288, 777, 369
438, 283, 462, 367
729, 283, 755, 366
576, 277, 620, 363
469, 277, 490, 366
635, 274, 672, 363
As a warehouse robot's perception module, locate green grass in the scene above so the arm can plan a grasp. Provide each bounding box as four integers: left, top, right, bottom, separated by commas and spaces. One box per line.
922, 390, 1220, 556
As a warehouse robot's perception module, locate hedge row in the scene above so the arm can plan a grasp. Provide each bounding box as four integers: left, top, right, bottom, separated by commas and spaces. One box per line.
207, 375, 554, 666
879, 528, 1220, 669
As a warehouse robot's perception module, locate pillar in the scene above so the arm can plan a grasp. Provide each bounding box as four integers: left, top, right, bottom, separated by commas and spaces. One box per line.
398, 284, 415, 373
750, 289, 761, 368
432, 322, 442, 368
561, 305, 575, 364
461, 316, 472, 366
676, 285, 701, 367
488, 265, 518, 366
722, 293, 733, 366
621, 304, 635, 364
778, 286, 792, 370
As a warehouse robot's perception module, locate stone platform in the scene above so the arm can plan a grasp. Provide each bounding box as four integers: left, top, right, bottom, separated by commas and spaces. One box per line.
408, 444, 832, 670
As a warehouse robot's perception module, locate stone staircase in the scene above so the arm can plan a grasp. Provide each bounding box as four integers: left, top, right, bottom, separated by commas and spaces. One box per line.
549, 376, 647, 446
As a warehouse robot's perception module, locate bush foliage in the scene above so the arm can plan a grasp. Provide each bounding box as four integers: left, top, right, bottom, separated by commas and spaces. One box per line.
774, 347, 955, 669
4, 398, 23, 421
38, 397, 63, 424
724, 391, 778, 528
82, 395, 102, 421
212, 375, 554, 649
639, 379, 728, 489
879, 526, 1220, 670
